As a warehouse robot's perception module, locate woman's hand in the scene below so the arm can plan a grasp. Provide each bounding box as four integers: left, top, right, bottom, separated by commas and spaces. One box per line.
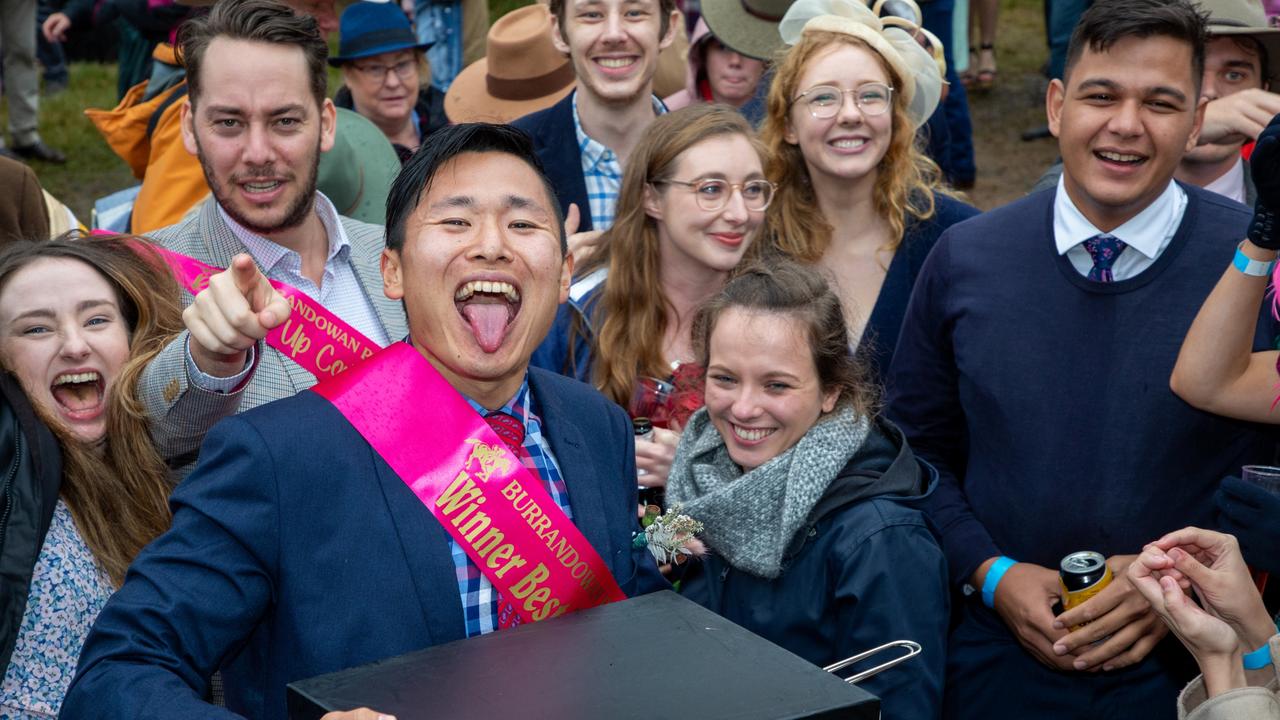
1128, 555, 1245, 697
1140, 526, 1275, 651
563, 203, 606, 267
636, 427, 680, 489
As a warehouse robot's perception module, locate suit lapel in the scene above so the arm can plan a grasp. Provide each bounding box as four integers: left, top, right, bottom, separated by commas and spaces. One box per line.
372, 455, 467, 644
529, 370, 614, 560
344, 219, 407, 342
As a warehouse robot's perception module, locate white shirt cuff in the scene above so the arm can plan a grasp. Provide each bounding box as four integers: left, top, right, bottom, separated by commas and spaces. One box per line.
184, 337, 255, 394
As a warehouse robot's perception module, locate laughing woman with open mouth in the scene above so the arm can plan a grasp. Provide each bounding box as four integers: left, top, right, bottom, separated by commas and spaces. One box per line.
0, 234, 183, 719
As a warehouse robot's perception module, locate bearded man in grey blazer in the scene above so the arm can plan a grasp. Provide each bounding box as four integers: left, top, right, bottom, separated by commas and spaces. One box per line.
142, 0, 406, 470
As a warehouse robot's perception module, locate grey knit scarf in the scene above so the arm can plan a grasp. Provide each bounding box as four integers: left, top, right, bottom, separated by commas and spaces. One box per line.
665, 404, 872, 579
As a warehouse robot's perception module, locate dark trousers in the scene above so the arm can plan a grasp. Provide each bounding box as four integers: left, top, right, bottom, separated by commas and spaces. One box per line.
919, 0, 977, 185
944, 597, 1195, 720
35, 0, 66, 84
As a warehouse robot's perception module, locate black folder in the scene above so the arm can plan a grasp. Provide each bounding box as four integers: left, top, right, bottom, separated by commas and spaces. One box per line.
287, 590, 879, 719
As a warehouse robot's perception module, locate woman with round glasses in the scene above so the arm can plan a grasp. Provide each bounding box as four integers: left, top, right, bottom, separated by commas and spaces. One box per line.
331, 2, 448, 163
761, 0, 978, 381
532, 103, 771, 489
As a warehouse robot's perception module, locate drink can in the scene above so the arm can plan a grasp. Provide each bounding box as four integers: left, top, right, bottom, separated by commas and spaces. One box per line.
1059, 551, 1112, 621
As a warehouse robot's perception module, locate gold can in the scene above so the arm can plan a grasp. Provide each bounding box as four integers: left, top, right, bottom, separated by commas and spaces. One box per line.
1059, 551, 1112, 629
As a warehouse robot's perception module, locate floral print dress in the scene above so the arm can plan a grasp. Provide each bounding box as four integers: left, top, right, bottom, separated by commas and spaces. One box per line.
0, 500, 114, 719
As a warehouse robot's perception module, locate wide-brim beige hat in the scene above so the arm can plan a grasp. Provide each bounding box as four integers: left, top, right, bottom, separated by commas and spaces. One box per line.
701, 0, 795, 61
1196, 0, 1280, 87
445, 4, 576, 123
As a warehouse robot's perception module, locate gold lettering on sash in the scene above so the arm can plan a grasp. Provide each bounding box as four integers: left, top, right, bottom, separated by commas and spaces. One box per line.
316, 344, 347, 376
280, 318, 312, 358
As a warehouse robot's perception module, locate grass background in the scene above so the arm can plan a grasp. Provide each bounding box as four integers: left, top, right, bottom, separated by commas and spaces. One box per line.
16, 0, 1057, 222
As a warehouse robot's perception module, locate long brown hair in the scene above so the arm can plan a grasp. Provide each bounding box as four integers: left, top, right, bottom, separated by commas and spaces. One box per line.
692, 260, 879, 418
760, 30, 948, 262
576, 104, 766, 407
0, 234, 183, 585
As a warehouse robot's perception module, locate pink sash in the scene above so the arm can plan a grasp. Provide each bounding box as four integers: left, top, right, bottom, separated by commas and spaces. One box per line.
154, 247, 381, 379
312, 343, 627, 626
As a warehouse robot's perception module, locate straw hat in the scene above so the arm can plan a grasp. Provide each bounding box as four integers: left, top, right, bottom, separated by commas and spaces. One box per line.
445, 4, 576, 123
1196, 0, 1280, 87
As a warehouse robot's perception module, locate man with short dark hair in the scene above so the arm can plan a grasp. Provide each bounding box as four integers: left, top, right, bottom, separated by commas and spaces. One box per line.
511, 0, 680, 235
887, 1, 1276, 716
138, 0, 406, 472
62, 123, 662, 720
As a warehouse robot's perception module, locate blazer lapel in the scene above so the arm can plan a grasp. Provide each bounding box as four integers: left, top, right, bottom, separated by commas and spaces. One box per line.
372, 456, 467, 645
529, 370, 614, 560
344, 220, 407, 342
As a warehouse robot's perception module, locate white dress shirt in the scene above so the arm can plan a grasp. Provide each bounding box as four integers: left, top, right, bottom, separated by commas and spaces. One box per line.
1053, 176, 1188, 281
1202, 157, 1247, 205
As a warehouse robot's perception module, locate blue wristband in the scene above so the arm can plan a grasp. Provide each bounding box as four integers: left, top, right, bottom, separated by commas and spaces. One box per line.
982, 556, 1018, 609
1243, 642, 1272, 670
1233, 244, 1277, 277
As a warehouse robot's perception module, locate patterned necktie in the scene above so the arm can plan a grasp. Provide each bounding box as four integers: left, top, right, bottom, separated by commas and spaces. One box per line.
1082, 234, 1128, 283
484, 410, 525, 451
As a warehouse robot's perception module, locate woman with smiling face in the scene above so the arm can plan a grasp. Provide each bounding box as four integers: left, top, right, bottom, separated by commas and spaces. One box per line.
532, 103, 771, 489
664, 19, 769, 124
0, 236, 181, 718
331, 2, 447, 163
762, 0, 978, 382
666, 261, 948, 719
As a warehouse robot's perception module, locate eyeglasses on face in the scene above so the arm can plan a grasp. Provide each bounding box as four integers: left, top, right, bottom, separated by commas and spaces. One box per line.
792, 82, 894, 119
351, 58, 418, 84
653, 178, 776, 212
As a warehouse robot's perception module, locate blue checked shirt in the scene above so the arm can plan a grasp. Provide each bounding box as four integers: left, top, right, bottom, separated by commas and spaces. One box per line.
572, 93, 667, 231
455, 379, 571, 636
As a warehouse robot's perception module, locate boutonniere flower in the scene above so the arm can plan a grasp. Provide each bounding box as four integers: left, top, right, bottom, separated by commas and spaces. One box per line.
633, 506, 706, 566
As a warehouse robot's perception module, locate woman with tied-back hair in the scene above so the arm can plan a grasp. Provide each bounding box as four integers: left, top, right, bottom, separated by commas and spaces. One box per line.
532, 103, 773, 492
666, 260, 948, 719
0, 234, 183, 718
760, 0, 978, 381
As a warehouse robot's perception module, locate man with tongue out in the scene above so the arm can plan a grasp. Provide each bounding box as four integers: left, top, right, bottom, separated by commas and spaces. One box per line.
63, 123, 663, 720
135, 0, 408, 474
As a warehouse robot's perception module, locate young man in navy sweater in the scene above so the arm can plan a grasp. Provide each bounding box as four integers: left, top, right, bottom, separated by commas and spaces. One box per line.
886, 0, 1277, 717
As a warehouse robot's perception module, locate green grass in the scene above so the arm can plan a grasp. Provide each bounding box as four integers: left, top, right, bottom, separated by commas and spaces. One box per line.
3, 0, 1052, 222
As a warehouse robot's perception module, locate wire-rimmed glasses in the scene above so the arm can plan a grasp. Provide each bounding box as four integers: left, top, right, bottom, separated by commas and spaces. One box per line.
792, 82, 894, 119
653, 178, 776, 212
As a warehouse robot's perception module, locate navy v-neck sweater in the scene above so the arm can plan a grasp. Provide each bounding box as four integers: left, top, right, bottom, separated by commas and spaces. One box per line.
886, 184, 1277, 586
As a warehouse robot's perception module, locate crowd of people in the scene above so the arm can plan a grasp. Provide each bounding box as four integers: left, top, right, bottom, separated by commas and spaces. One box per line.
1, 0, 1280, 718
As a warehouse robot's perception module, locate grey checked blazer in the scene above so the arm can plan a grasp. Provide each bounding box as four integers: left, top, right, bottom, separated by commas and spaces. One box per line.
140, 198, 408, 472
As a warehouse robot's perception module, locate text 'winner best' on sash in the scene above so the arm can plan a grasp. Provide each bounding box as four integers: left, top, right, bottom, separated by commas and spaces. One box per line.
156, 246, 381, 380
312, 343, 628, 627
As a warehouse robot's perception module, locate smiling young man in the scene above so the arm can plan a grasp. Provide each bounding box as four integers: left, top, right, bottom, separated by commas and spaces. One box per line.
885, 1, 1278, 717
138, 0, 406, 473
511, 0, 679, 233
61, 123, 663, 720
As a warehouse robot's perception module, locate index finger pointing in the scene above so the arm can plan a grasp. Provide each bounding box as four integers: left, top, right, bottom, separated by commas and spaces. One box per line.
231, 254, 263, 295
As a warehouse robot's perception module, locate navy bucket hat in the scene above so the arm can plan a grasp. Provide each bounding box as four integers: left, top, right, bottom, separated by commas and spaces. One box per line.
329, 1, 431, 66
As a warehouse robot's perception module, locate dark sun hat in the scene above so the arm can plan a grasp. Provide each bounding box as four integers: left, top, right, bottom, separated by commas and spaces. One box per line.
700, 0, 796, 61
329, 1, 431, 67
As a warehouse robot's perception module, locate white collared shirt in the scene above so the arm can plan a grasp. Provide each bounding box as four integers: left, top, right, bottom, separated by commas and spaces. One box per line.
187, 193, 390, 391
1053, 176, 1188, 281
1202, 157, 1247, 205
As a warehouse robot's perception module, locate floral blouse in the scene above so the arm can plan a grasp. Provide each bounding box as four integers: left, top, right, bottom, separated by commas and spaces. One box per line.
0, 500, 114, 719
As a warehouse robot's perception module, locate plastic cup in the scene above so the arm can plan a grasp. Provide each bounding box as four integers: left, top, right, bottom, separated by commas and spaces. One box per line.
1241, 465, 1280, 495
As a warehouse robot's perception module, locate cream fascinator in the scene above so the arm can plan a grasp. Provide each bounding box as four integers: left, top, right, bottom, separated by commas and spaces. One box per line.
778, 0, 945, 128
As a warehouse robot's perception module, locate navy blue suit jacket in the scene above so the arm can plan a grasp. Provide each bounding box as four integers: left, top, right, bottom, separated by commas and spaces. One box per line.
62, 367, 662, 720
511, 91, 592, 232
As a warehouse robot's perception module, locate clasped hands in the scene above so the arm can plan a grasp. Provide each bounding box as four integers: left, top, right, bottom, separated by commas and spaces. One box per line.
984, 554, 1167, 673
